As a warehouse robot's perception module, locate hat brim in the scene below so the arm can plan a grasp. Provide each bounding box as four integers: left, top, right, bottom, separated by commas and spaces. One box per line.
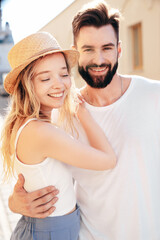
4, 48, 79, 94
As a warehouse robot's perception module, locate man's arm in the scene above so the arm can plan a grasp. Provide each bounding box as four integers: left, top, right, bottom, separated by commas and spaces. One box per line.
9, 174, 59, 218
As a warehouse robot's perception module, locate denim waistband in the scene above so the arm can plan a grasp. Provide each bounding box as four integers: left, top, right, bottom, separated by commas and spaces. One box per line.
23, 205, 80, 231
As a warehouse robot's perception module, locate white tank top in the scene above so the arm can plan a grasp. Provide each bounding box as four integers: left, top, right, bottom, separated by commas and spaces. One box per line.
14, 118, 76, 217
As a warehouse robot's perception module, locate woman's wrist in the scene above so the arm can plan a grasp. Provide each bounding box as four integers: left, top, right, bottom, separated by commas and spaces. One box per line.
76, 105, 90, 123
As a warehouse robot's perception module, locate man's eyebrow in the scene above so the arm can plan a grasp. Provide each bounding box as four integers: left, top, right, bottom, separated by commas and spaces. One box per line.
81, 43, 115, 49
81, 45, 94, 49
102, 43, 115, 47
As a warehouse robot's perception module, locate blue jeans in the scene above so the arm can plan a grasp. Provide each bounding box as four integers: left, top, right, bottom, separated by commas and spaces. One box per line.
10, 206, 80, 240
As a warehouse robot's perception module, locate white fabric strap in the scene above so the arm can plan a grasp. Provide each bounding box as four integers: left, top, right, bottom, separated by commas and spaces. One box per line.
14, 118, 37, 150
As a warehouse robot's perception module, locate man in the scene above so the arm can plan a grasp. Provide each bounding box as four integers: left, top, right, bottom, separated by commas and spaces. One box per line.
8, 1, 160, 239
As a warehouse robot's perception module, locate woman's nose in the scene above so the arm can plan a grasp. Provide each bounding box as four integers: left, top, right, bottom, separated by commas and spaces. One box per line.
51, 77, 64, 89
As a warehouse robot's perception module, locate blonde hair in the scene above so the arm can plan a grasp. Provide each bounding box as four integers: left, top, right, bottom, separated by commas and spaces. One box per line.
1, 57, 77, 181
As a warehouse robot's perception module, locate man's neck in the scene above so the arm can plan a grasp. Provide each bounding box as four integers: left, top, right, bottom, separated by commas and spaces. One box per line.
80, 74, 131, 107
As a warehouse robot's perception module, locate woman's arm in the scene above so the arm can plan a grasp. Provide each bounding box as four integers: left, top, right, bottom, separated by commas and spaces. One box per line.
76, 103, 115, 155
18, 118, 116, 171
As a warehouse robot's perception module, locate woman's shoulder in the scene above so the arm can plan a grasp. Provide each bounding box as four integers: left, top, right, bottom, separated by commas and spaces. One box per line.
16, 118, 56, 164
21, 118, 54, 138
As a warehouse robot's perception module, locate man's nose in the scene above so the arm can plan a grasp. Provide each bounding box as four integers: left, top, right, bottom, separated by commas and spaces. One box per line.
93, 51, 105, 65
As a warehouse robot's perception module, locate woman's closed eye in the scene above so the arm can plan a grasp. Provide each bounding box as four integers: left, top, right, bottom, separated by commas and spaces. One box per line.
41, 78, 50, 82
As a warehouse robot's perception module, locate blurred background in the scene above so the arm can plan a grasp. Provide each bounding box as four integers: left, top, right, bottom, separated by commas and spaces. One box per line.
0, 0, 160, 238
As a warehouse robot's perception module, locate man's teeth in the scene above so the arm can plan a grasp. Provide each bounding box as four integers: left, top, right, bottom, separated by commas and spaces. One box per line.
90, 67, 106, 72
49, 93, 63, 97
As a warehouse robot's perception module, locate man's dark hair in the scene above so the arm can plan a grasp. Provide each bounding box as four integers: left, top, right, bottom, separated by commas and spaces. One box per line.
72, 1, 121, 45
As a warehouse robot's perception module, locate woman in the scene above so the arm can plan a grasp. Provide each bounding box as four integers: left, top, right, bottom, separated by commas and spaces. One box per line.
1, 32, 116, 240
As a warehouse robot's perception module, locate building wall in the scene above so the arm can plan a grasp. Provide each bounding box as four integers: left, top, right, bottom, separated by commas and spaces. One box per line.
119, 0, 160, 80
0, 43, 12, 72
40, 0, 160, 87
0, 17, 14, 83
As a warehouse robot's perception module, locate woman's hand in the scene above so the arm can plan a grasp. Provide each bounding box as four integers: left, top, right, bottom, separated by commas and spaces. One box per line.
75, 93, 90, 123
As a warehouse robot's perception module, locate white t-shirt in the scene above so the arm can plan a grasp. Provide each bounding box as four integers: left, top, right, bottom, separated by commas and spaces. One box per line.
69, 76, 160, 240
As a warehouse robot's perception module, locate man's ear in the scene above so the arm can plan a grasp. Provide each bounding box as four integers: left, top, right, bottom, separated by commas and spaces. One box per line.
118, 41, 122, 58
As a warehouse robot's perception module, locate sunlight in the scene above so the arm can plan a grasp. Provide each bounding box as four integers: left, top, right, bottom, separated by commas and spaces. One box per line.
2, 0, 74, 43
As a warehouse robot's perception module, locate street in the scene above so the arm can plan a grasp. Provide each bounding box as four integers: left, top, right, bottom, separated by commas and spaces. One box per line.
0, 95, 21, 240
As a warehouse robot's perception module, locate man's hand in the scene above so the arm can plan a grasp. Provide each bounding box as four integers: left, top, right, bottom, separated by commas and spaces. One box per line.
8, 174, 59, 218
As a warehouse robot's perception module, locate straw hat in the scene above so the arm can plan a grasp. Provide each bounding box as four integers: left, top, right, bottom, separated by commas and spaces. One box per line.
4, 32, 79, 94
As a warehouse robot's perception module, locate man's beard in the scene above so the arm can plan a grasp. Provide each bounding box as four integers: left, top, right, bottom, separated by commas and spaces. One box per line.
78, 61, 118, 88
